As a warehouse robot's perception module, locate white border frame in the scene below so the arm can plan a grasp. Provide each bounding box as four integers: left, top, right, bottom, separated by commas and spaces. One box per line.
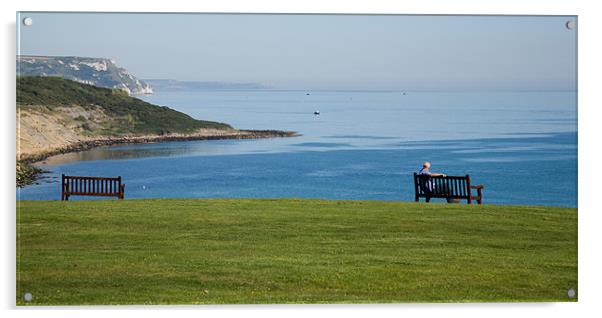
2, 1, 600, 317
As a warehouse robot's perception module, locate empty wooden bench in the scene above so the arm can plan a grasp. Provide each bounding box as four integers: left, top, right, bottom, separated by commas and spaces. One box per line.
61, 174, 125, 200
413, 173, 484, 205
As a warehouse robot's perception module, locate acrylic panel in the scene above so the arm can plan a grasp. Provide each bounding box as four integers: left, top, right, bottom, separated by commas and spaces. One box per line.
16, 12, 577, 305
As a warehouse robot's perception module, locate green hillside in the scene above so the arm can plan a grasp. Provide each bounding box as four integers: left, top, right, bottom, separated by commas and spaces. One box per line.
17, 76, 232, 134
17, 199, 577, 305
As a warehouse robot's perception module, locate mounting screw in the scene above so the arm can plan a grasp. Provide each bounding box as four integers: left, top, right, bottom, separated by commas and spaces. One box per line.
22, 17, 33, 26
23, 292, 33, 302
567, 289, 576, 298
565, 20, 576, 30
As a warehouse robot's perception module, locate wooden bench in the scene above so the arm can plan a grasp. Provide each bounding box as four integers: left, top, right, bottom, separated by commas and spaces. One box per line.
61, 174, 125, 200
413, 173, 484, 204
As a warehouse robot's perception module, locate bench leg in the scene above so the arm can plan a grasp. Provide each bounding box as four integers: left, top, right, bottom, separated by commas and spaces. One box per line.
425, 197, 431, 203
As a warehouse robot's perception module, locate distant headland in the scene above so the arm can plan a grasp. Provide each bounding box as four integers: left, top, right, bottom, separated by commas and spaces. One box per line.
17, 55, 154, 95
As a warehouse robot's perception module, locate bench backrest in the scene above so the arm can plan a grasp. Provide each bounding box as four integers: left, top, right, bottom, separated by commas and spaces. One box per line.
413, 173, 472, 198
62, 174, 123, 197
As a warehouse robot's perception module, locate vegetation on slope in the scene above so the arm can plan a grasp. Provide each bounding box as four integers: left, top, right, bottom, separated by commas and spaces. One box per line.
17, 199, 577, 305
16, 161, 44, 188
17, 76, 232, 135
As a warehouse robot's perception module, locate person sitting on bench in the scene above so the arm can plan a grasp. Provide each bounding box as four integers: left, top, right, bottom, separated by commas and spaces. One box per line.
418, 162, 453, 203
418, 161, 446, 178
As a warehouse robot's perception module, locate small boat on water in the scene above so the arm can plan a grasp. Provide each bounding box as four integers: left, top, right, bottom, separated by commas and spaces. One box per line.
314, 110, 320, 115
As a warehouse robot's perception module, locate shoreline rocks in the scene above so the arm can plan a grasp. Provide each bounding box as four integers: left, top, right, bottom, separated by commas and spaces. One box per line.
16, 129, 299, 188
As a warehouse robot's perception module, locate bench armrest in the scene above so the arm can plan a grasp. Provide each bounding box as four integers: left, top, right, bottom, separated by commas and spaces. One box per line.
470, 185, 484, 189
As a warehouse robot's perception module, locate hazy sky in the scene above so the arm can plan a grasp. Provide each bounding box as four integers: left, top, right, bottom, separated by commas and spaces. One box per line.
17, 13, 576, 90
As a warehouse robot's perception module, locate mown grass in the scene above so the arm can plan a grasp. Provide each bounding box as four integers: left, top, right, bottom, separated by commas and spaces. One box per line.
16, 199, 577, 305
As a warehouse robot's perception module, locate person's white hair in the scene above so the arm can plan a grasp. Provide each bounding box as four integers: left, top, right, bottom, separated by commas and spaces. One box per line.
422, 161, 431, 169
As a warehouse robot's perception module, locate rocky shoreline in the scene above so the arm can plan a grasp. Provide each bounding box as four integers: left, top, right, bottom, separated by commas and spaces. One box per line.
17, 129, 298, 187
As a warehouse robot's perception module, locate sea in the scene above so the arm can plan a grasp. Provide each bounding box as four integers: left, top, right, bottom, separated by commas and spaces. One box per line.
18, 89, 577, 207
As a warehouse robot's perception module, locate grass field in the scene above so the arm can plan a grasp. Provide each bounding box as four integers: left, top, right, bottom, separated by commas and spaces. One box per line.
16, 199, 577, 305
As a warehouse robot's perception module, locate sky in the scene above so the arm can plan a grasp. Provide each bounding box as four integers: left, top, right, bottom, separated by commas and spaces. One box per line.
17, 13, 576, 90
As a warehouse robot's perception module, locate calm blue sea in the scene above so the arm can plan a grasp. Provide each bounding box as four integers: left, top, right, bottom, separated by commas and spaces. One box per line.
18, 90, 577, 207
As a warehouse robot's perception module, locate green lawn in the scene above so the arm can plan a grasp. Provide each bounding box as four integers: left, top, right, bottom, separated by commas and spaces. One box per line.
16, 199, 577, 305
